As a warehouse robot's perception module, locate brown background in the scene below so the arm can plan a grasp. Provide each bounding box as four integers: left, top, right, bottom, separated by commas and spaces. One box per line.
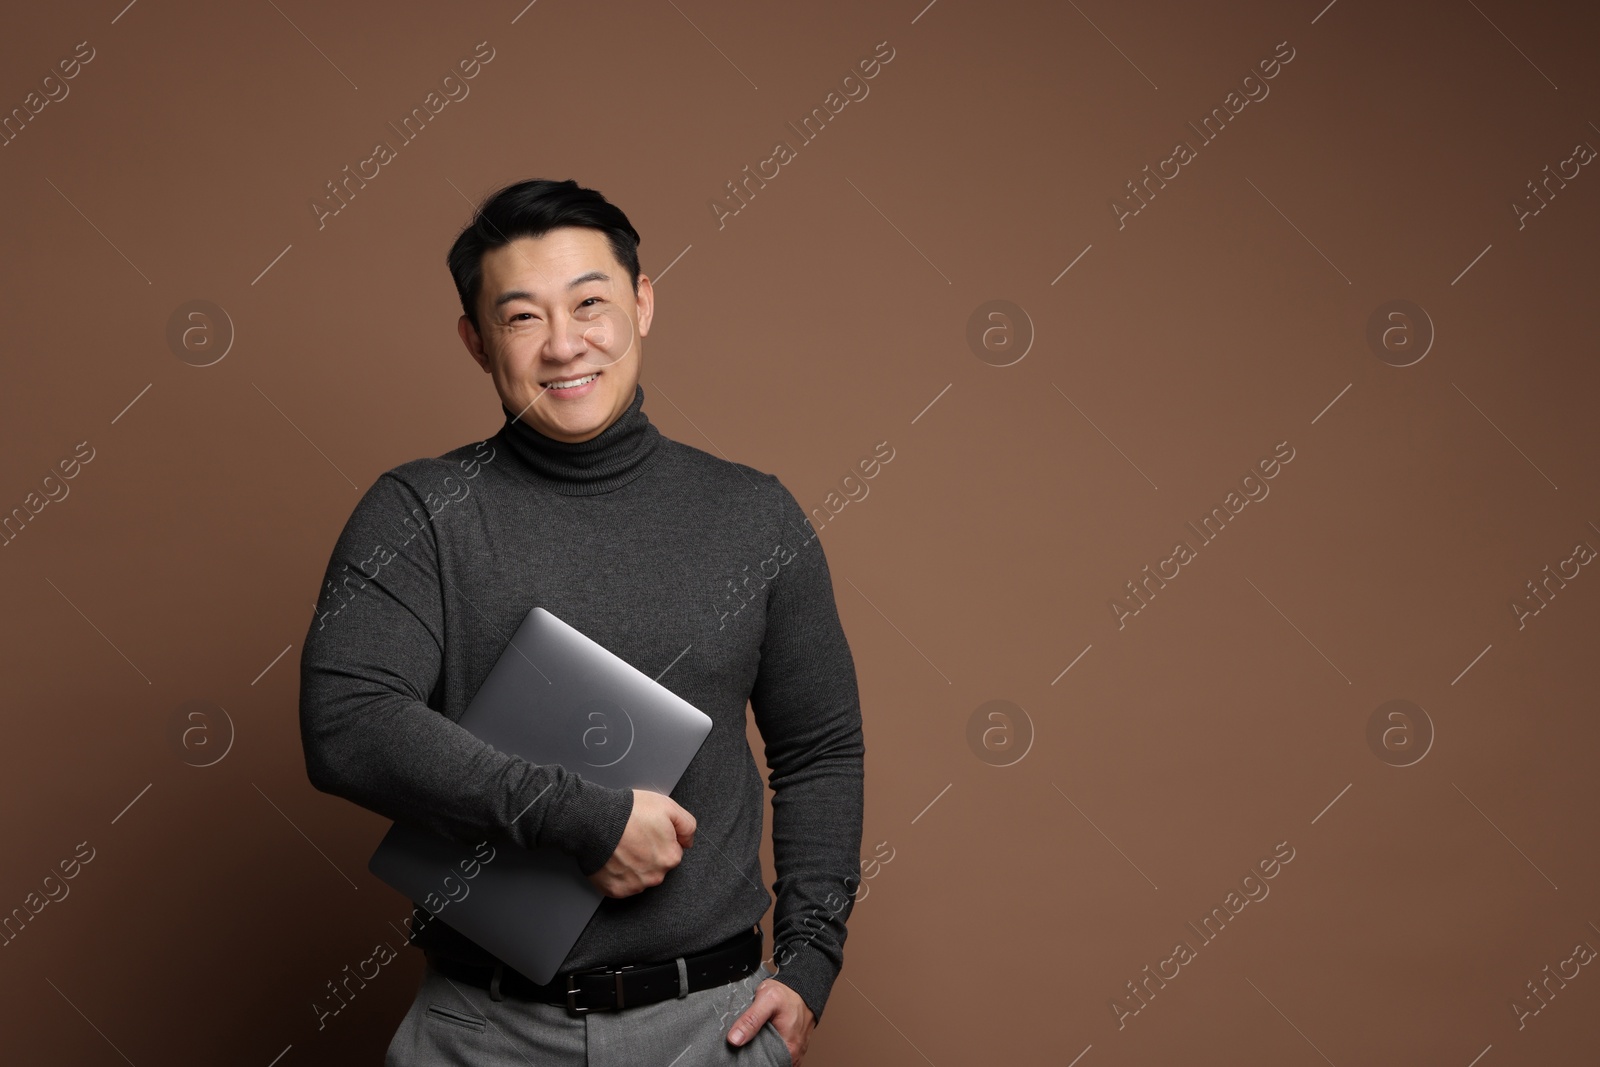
2, 0, 1597, 1063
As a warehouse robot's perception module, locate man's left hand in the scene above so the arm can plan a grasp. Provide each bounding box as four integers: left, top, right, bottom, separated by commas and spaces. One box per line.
727, 977, 814, 1065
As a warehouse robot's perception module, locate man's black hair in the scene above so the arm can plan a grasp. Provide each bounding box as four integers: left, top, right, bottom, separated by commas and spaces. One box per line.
446, 178, 642, 332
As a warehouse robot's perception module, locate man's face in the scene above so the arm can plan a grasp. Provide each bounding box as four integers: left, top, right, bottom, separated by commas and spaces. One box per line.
459, 226, 653, 443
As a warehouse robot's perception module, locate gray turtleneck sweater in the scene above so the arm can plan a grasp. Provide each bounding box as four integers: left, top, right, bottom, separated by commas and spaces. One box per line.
298, 384, 864, 1023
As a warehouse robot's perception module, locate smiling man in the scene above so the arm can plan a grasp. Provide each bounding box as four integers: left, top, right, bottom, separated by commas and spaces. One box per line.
299, 178, 864, 1066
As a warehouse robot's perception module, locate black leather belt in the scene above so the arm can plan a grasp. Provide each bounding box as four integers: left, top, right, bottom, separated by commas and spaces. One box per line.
425, 925, 763, 1017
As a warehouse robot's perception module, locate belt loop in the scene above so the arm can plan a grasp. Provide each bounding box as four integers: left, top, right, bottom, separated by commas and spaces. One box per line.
675, 956, 689, 998
489, 963, 504, 1002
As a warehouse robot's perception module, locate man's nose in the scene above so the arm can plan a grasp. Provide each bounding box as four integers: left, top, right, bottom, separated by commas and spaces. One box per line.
544, 312, 592, 358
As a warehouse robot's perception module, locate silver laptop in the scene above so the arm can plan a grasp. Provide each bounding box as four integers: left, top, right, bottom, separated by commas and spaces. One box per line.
368, 606, 714, 983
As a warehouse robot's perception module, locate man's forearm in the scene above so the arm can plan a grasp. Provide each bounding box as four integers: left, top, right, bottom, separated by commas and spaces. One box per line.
763, 713, 865, 1023
299, 678, 634, 874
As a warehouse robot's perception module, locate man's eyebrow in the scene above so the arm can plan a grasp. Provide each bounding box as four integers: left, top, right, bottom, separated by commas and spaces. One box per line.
490, 270, 612, 310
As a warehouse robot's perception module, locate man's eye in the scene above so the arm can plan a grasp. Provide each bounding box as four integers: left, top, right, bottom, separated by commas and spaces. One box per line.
579, 297, 600, 308
509, 313, 537, 323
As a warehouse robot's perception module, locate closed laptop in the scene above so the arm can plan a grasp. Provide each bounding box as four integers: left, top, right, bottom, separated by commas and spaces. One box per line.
368, 606, 714, 983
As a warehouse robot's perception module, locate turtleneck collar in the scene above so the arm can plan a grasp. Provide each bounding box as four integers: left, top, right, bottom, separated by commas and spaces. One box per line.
497, 383, 662, 496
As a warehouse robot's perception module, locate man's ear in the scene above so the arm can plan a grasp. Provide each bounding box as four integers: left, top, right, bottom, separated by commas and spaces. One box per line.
635, 275, 655, 338
459, 315, 491, 372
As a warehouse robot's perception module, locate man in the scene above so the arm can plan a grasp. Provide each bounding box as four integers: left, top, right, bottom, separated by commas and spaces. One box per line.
298, 178, 865, 1066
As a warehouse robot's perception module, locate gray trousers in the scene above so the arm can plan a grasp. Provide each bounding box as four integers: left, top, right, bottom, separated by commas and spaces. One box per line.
384, 960, 794, 1066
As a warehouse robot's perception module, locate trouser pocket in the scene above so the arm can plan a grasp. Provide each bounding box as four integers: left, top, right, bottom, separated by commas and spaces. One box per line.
425, 1004, 487, 1032
757, 1019, 794, 1066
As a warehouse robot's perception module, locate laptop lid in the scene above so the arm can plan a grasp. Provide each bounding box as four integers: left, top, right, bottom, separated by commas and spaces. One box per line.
367, 606, 714, 983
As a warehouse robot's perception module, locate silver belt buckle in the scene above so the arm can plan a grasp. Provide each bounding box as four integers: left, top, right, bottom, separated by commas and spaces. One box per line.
565, 972, 593, 1015
565, 965, 633, 1016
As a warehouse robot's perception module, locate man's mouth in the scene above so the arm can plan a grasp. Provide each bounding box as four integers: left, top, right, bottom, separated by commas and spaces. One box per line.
544, 372, 600, 390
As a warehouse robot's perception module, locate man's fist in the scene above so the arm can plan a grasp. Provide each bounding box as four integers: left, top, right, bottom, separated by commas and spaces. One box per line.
586, 789, 695, 898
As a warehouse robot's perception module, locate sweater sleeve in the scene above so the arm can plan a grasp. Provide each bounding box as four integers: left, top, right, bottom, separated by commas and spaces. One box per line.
298, 469, 634, 876
748, 475, 867, 1025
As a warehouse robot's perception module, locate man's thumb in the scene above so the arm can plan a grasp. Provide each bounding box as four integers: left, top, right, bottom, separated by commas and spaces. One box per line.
670, 802, 696, 847
727, 1001, 769, 1046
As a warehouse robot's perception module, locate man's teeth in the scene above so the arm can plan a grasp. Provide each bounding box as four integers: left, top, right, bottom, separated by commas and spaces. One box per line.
547, 373, 599, 390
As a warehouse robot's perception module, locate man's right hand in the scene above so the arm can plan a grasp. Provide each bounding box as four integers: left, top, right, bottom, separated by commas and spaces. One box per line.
586, 789, 696, 898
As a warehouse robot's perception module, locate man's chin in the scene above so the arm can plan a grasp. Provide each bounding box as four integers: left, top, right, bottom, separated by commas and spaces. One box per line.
535, 402, 612, 442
